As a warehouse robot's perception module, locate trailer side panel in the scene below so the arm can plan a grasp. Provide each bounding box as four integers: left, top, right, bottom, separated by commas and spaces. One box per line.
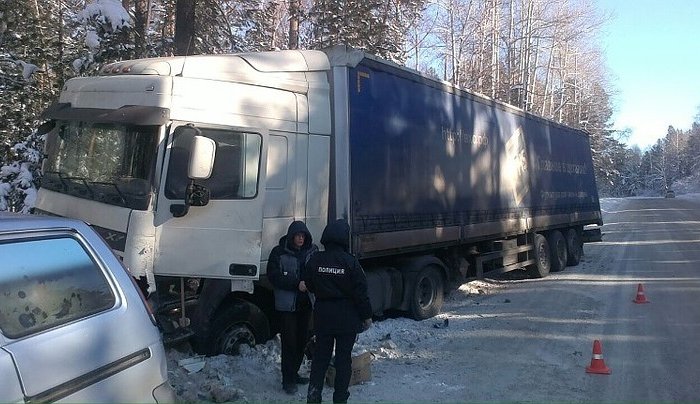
344, 55, 601, 257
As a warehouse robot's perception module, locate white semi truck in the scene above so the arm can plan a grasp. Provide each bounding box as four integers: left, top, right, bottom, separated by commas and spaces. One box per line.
35, 46, 602, 354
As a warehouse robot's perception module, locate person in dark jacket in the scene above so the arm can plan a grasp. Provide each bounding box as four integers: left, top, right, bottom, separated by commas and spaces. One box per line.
267, 220, 319, 394
303, 219, 372, 404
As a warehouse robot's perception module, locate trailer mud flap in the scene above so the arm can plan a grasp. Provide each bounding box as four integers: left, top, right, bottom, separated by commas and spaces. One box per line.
582, 228, 602, 243
365, 268, 402, 315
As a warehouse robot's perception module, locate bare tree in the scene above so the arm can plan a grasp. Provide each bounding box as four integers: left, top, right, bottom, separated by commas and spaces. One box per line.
134, 0, 151, 57
429, 0, 475, 86
288, 0, 300, 49
174, 0, 196, 55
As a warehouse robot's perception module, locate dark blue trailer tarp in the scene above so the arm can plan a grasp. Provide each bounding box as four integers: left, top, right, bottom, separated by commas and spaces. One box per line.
346, 56, 600, 237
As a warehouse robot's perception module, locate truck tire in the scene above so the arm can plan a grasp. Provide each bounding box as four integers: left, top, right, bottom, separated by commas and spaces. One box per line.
209, 300, 270, 355
565, 228, 583, 266
529, 233, 551, 278
547, 230, 567, 272
410, 266, 444, 320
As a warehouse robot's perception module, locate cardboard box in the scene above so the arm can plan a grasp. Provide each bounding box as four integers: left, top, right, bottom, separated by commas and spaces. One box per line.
325, 352, 372, 387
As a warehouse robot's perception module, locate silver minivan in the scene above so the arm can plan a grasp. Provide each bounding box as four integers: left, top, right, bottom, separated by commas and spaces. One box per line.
0, 214, 175, 402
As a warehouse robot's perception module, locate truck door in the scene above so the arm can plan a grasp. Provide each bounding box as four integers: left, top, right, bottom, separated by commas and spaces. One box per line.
260, 132, 329, 269
153, 124, 267, 281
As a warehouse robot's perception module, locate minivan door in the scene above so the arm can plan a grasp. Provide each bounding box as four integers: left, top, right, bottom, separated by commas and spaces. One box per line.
0, 347, 23, 402
0, 232, 159, 402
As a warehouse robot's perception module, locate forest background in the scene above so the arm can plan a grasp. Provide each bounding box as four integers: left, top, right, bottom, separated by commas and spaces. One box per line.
1, 0, 699, 212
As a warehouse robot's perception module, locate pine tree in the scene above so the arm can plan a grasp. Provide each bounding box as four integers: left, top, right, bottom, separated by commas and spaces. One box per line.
0, 128, 44, 212
1, 0, 134, 213
0, 0, 60, 163
642, 141, 666, 193
237, 0, 283, 52
71, 0, 134, 73
309, 0, 425, 62
682, 122, 700, 175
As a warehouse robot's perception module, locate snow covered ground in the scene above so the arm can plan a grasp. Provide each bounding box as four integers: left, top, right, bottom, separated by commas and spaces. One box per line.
167, 280, 503, 402
167, 190, 700, 402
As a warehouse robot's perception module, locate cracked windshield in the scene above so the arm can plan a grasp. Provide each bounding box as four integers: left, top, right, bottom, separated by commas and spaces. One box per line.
43, 121, 158, 210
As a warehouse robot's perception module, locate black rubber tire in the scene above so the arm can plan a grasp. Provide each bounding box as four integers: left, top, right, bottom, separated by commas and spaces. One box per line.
209, 300, 270, 355
547, 230, 568, 272
529, 233, 551, 278
565, 228, 583, 266
410, 266, 444, 320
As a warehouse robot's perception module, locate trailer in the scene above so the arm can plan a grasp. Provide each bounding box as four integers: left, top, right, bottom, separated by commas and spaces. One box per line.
35, 45, 602, 354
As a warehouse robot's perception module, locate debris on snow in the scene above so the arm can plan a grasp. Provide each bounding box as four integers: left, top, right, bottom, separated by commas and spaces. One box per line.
433, 318, 449, 328
178, 355, 206, 374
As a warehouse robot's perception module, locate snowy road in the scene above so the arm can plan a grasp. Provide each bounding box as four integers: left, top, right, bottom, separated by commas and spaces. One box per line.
581, 195, 700, 401
350, 195, 700, 402
168, 195, 700, 402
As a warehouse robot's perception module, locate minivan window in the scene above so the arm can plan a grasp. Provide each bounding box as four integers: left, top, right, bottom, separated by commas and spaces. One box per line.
0, 236, 116, 339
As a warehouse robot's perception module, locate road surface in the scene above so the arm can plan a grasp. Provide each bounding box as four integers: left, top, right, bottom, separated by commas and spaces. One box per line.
580, 196, 700, 401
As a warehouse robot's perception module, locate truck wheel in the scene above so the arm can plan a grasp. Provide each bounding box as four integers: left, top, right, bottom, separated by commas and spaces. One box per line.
565, 228, 583, 266
529, 233, 551, 278
410, 266, 444, 320
209, 300, 270, 355
547, 230, 567, 272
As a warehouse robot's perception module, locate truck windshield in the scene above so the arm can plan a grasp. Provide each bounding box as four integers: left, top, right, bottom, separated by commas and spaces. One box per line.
42, 121, 159, 210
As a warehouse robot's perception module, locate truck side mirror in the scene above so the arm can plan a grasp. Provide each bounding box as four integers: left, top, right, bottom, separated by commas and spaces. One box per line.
171, 134, 216, 218
188, 135, 216, 180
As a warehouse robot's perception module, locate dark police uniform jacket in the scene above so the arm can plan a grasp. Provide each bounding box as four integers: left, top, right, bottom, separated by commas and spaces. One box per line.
303, 219, 372, 335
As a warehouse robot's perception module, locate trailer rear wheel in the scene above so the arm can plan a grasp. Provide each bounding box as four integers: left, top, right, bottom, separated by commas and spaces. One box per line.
547, 230, 568, 272
410, 266, 444, 320
528, 233, 551, 278
565, 228, 583, 266
209, 300, 270, 355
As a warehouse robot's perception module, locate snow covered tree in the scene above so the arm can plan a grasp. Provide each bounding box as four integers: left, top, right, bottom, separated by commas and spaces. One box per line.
0, 0, 60, 163
0, 129, 44, 212
309, 0, 425, 63
680, 122, 700, 177
234, 0, 284, 52
0, 0, 56, 214
619, 146, 644, 196
641, 140, 667, 193
170, 0, 289, 55
71, 0, 133, 74
1, 0, 134, 213
662, 125, 687, 186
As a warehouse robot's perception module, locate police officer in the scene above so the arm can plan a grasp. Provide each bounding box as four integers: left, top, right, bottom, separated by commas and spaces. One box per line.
303, 219, 372, 404
267, 220, 318, 394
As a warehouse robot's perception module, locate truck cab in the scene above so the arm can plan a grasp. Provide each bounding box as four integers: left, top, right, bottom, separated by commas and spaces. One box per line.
36, 50, 332, 353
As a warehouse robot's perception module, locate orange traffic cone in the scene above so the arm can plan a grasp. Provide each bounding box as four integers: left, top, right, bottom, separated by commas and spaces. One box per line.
633, 283, 650, 304
585, 340, 611, 375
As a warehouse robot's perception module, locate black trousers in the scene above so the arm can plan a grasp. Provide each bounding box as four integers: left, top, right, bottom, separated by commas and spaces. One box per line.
307, 332, 356, 403
279, 310, 311, 386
